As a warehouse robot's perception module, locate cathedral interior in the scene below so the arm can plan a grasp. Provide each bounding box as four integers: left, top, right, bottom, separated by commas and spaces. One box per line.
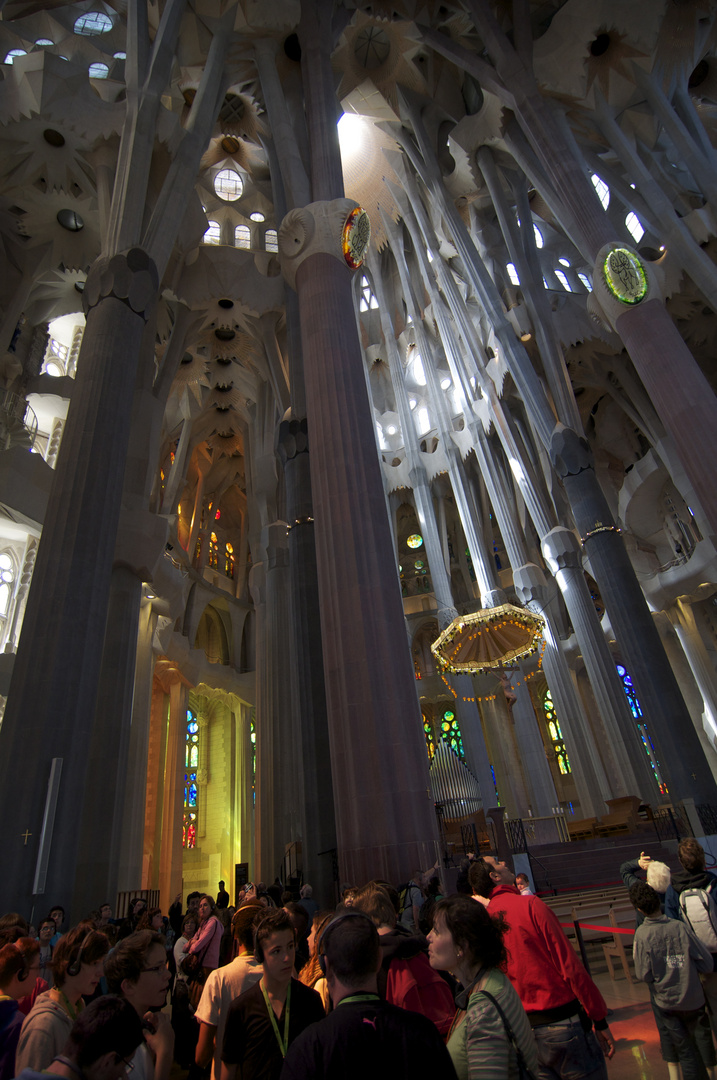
1, 0, 717, 919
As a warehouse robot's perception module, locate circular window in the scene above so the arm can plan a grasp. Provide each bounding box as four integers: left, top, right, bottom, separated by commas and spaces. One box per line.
414, 560, 425, 570
250, 211, 265, 222
214, 168, 243, 202
89, 62, 109, 78
443, 710, 455, 722
406, 534, 423, 549
74, 11, 113, 35
217, 298, 234, 309
56, 209, 84, 231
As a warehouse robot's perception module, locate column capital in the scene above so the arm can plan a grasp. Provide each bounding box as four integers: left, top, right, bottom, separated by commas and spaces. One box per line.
550, 424, 593, 479
512, 563, 549, 607
482, 588, 507, 609
279, 199, 369, 290
83, 248, 158, 322
277, 415, 309, 463
541, 526, 583, 572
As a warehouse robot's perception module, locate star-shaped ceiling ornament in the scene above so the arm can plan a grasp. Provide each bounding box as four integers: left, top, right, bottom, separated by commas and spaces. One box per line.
585, 26, 648, 102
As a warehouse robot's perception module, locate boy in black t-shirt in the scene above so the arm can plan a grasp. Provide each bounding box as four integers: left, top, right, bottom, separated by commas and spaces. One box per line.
220, 909, 324, 1080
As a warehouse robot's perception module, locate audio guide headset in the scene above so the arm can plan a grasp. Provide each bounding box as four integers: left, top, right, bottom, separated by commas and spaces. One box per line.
317, 910, 376, 976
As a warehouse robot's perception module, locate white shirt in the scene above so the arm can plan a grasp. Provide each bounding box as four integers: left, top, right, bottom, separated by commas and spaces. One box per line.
194, 954, 263, 1080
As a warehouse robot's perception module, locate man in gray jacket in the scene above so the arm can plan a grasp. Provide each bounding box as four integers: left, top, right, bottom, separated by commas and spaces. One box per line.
631, 882, 714, 1080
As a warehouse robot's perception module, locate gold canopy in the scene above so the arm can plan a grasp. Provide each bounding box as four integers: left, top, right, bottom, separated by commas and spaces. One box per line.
431, 603, 545, 675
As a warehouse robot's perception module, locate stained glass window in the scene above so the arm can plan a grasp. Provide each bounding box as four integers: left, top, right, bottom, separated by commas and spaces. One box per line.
506, 263, 520, 285
208, 532, 218, 569
423, 716, 435, 759
183, 709, 199, 848
407, 534, 423, 549
250, 713, 256, 806
490, 764, 501, 806
543, 691, 570, 774
265, 229, 278, 253
225, 542, 234, 579
74, 11, 112, 34
440, 709, 464, 760
617, 664, 668, 794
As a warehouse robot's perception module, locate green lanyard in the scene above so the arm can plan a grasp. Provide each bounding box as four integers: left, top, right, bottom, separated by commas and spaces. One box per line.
337, 993, 380, 1007
261, 980, 291, 1058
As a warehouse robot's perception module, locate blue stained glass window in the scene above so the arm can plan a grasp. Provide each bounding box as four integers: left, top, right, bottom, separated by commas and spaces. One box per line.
183, 709, 199, 847
616, 664, 667, 794
250, 713, 256, 807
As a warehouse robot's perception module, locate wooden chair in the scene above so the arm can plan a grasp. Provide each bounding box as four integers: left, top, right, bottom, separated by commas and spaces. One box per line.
602, 908, 633, 983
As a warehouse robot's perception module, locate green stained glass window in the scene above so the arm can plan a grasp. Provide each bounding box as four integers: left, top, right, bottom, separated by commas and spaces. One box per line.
423, 717, 435, 760
441, 709, 464, 761
543, 691, 570, 774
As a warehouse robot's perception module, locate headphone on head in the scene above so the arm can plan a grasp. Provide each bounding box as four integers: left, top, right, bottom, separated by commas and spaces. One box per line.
67, 930, 94, 978
317, 911, 376, 976
14, 944, 28, 983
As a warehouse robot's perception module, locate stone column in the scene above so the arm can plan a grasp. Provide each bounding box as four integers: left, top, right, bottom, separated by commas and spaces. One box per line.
249, 523, 299, 884
278, 416, 336, 906
279, 199, 440, 883
513, 563, 609, 817
551, 425, 717, 805
541, 525, 654, 801
510, 675, 558, 816
660, 606, 717, 770
0, 249, 157, 918
73, 566, 142, 917
478, 686, 530, 818
117, 597, 157, 892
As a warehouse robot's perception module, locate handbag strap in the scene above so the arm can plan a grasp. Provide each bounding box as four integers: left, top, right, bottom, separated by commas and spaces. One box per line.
475, 989, 537, 1080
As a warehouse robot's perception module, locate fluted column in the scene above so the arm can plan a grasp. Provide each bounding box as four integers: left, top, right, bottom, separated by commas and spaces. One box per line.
510, 675, 558, 816
278, 417, 336, 906
513, 563, 609, 817
551, 425, 717, 805
0, 248, 158, 918
279, 203, 439, 881
541, 525, 652, 801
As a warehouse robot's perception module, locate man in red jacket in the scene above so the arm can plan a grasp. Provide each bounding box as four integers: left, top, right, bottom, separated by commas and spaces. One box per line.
469, 858, 615, 1079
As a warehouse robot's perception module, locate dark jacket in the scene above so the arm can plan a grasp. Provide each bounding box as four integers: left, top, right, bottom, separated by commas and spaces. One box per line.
620, 859, 667, 926
665, 868, 717, 922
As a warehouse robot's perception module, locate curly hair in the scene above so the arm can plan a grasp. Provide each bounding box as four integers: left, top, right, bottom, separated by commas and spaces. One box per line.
432, 895, 508, 970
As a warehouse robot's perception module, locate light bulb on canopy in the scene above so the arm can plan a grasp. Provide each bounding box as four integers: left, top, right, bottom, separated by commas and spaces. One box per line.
431, 603, 544, 675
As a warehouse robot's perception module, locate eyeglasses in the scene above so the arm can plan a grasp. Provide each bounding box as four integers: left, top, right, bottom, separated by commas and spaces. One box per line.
116, 1056, 135, 1072
140, 962, 168, 974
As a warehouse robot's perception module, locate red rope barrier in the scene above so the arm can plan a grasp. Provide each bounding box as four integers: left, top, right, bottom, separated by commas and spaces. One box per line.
560, 922, 635, 935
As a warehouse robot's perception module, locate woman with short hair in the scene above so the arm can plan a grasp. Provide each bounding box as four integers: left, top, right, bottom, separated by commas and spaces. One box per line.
427, 895, 537, 1080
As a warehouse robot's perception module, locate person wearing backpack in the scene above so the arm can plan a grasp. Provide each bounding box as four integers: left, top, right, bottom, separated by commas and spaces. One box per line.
666, 838, 717, 1038
631, 882, 716, 1080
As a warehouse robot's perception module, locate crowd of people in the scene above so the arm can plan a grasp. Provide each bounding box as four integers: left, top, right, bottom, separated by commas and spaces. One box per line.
0, 844, 716, 1079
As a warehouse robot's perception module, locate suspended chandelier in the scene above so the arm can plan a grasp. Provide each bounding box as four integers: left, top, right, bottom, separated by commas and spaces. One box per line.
431, 603, 544, 675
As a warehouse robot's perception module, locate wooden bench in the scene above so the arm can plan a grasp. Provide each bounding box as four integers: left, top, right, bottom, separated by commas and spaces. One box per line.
603, 908, 634, 983
594, 813, 632, 838
567, 817, 599, 840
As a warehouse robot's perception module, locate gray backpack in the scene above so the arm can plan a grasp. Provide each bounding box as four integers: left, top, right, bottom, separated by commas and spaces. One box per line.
679, 884, 717, 951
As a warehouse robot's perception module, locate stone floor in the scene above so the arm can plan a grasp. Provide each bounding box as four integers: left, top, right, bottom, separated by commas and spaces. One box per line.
593, 968, 682, 1080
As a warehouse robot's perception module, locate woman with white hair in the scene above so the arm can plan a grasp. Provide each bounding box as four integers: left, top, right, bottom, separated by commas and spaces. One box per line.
620, 852, 672, 923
